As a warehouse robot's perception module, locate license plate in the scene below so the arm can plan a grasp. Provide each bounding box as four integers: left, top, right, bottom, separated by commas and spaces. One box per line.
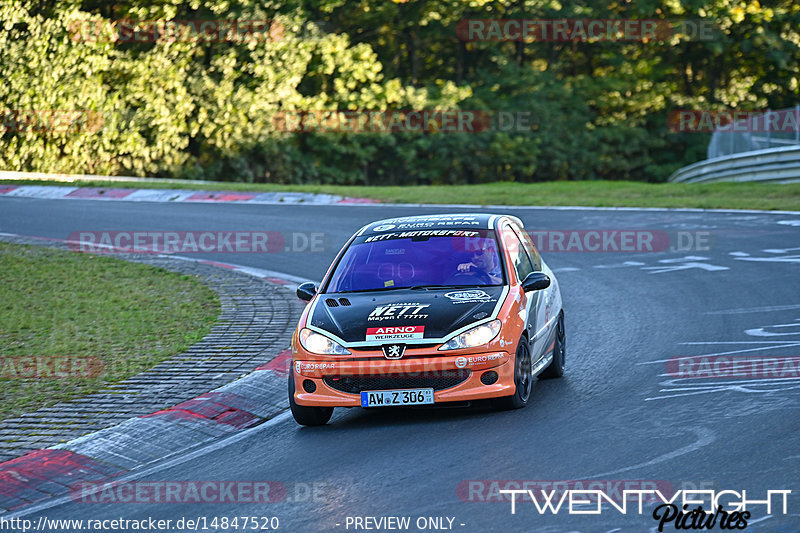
360, 388, 434, 407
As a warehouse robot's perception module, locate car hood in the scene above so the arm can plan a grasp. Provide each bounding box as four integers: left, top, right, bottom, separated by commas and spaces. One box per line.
308, 286, 507, 345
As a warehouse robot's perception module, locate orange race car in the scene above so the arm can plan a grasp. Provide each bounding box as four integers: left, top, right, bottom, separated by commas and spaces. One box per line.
289, 213, 565, 426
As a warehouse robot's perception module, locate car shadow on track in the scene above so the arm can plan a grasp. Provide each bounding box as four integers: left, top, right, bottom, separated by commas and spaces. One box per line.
293, 400, 499, 431
288, 377, 579, 431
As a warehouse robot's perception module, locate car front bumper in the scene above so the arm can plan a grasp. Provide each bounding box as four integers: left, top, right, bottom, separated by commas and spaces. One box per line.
292, 350, 514, 407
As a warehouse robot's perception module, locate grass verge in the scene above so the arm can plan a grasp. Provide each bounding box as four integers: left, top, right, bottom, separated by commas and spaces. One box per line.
2, 179, 799, 211
0, 242, 220, 421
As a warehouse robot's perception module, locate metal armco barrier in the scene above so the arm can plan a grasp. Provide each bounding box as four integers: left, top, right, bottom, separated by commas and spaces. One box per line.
669, 145, 800, 184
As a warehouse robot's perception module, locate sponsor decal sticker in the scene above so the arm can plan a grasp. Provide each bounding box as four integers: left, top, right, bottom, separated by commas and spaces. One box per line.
465, 354, 504, 366
372, 216, 479, 229
444, 289, 494, 303
296, 362, 336, 371
366, 325, 425, 342
368, 302, 430, 322
454, 354, 504, 369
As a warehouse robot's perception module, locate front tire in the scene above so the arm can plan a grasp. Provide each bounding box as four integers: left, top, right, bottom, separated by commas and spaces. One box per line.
540, 311, 565, 379
289, 374, 333, 426
492, 336, 533, 410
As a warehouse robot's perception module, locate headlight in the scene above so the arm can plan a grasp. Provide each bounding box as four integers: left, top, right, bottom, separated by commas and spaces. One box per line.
299, 328, 350, 355
439, 320, 501, 351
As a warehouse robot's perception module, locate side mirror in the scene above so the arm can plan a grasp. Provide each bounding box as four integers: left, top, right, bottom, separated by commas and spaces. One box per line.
521, 272, 550, 292
296, 282, 318, 301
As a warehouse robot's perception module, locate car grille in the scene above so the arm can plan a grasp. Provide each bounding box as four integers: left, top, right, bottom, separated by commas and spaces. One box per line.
323, 370, 471, 394
349, 344, 439, 353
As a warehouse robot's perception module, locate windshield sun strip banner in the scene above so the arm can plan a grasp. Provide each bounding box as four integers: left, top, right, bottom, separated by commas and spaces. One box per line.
356, 214, 497, 236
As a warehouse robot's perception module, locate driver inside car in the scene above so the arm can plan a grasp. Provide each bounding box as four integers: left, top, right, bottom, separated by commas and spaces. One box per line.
456, 241, 502, 284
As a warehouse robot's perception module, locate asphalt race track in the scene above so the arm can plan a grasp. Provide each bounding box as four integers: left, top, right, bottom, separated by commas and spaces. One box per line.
2, 196, 800, 532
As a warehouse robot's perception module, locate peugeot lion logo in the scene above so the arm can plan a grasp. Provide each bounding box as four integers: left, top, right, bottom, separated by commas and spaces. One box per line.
383, 344, 406, 359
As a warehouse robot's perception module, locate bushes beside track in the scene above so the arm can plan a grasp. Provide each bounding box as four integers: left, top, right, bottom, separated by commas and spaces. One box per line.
1, 1, 797, 185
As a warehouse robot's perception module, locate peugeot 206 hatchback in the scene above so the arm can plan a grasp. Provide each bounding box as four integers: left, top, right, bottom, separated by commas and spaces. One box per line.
289, 213, 565, 426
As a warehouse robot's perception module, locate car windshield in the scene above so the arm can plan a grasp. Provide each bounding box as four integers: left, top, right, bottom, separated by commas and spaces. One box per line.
325, 229, 505, 293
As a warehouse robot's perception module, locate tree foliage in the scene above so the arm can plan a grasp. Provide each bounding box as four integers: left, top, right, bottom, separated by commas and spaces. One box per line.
1, 0, 798, 183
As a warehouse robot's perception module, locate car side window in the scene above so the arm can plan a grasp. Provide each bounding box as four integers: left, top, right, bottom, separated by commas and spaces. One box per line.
512, 226, 542, 272
502, 225, 534, 282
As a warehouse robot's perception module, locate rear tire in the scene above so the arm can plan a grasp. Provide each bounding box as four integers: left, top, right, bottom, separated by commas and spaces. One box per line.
540, 312, 565, 379
289, 374, 333, 426
492, 337, 533, 410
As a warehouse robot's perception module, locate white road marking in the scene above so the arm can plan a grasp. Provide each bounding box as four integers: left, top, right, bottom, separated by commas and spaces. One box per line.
585, 428, 715, 478
645, 380, 800, 401
680, 343, 800, 358
706, 304, 800, 315
763, 247, 800, 253
733, 251, 800, 263
654, 376, 800, 384
593, 261, 645, 269
745, 320, 800, 337
682, 341, 800, 344
642, 262, 729, 273
659, 255, 709, 262
638, 343, 800, 365
746, 515, 776, 526
641, 256, 729, 274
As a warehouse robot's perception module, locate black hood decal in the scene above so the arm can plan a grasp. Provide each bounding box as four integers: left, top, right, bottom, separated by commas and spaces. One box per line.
308, 286, 507, 346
